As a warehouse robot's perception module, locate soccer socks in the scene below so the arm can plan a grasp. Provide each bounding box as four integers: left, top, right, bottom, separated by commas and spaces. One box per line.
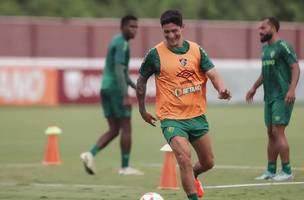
121, 153, 130, 168
89, 145, 99, 157
267, 162, 277, 174
282, 162, 292, 175
187, 193, 199, 200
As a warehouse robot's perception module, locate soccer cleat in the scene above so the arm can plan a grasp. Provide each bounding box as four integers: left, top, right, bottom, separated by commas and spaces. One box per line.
195, 178, 204, 198
272, 171, 293, 181
255, 171, 275, 180
118, 167, 144, 175
80, 152, 96, 175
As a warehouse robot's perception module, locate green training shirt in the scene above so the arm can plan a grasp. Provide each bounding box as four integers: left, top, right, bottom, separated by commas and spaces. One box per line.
261, 39, 298, 102
139, 40, 215, 78
101, 34, 130, 93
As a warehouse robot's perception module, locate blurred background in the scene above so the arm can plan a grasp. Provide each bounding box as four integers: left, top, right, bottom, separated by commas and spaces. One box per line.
1, 1, 304, 200
0, 0, 303, 106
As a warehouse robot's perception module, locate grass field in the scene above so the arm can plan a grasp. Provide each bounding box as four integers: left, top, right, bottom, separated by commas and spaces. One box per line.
0, 104, 304, 200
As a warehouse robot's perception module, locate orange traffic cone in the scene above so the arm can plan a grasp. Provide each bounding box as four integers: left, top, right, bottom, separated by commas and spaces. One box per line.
158, 144, 179, 190
42, 126, 62, 165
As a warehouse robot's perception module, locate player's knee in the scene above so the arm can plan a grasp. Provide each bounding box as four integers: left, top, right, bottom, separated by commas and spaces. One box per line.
177, 154, 192, 171
201, 158, 214, 170
109, 129, 120, 137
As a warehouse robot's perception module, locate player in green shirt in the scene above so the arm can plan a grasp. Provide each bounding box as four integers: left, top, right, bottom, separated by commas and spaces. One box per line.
81, 15, 143, 176
246, 17, 300, 181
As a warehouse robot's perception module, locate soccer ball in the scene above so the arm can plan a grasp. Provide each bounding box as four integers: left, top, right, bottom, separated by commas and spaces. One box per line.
140, 192, 164, 200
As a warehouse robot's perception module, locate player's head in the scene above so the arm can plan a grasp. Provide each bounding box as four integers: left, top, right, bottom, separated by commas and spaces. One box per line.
160, 9, 184, 48
259, 17, 280, 43
121, 15, 138, 40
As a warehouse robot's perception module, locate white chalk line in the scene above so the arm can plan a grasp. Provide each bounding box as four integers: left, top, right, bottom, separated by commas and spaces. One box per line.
1, 181, 304, 190
1, 163, 304, 171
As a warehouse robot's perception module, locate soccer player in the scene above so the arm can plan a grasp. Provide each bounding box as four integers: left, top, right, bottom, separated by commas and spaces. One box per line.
246, 17, 300, 181
136, 10, 231, 200
80, 15, 143, 176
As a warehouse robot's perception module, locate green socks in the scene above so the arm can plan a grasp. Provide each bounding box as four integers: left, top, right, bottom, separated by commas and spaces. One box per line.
89, 146, 130, 168
267, 162, 277, 174
121, 153, 130, 168
282, 162, 292, 174
268, 161, 292, 175
89, 145, 99, 156
187, 193, 199, 200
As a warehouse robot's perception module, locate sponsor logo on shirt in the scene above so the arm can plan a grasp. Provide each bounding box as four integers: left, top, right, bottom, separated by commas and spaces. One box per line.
174, 84, 201, 97
262, 59, 275, 66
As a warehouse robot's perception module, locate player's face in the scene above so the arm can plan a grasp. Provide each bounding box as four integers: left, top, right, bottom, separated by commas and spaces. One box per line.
162, 23, 183, 48
259, 20, 273, 43
122, 20, 138, 40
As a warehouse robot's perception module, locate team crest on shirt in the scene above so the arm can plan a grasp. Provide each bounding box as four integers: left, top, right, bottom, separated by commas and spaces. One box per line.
270, 50, 276, 58
179, 58, 188, 67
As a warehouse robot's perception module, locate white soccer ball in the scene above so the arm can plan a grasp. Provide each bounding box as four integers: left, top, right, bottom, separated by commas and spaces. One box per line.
140, 192, 164, 200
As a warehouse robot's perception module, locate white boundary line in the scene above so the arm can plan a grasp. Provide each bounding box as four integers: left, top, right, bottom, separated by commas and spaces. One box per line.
1, 181, 304, 190
205, 181, 304, 189
1, 163, 304, 171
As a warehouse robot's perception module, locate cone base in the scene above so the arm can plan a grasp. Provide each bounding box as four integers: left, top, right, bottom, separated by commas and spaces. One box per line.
42, 161, 61, 165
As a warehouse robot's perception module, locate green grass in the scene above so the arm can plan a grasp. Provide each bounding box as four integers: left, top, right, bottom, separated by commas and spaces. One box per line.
0, 104, 304, 200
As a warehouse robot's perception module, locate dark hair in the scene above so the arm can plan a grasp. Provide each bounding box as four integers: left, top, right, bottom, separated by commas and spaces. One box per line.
120, 15, 137, 28
160, 9, 183, 27
265, 17, 280, 32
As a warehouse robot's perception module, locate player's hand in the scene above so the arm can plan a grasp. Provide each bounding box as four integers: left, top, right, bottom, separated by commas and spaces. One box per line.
285, 89, 296, 104
140, 111, 157, 127
246, 88, 256, 103
123, 95, 132, 108
218, 88, 231, 100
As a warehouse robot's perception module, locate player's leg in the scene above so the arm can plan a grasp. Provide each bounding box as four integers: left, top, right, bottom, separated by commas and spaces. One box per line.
120, 117, 131, 168
191, 133, 213, 198
94, 117, 121, 152
266, 125, 278, 176
170, 136, 198, 200
88, 90, 122, 156
192, 134, 214, 177
256, 102, 276, 180
271, 125, 293, 181
271, 100, 293, 181
115, 94, 142, 175
118, 117, 143, 175
80, 90, 121, 175
80, 117, 120, 175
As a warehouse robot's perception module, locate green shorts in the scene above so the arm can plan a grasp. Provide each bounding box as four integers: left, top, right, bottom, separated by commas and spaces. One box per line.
161, 114, 209, 143
264, 99, 294, 126
100, 90, 131, 118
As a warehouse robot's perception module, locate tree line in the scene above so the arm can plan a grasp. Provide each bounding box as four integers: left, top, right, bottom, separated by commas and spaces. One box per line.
0, 0, 303, 22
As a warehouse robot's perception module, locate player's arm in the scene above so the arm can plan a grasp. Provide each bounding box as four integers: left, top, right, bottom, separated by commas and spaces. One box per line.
280, 41, 301, 104
285, 63, 300, 104
114, 41, 132, 106
206, 68, 231, 100
136, 48, 158, 126
115, 64, 129, 95
115, 64, 132, 107
246, 74, 263, 103
136, 75, 156, 126
126, 73, 136, 89
199, 47, 231, 100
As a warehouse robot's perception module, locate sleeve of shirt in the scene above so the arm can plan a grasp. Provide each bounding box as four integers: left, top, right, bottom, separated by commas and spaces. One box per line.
199, 47, 215, 72
114, 40, 128, 65
280, 41, 298, 66
139, 48, 159, 78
